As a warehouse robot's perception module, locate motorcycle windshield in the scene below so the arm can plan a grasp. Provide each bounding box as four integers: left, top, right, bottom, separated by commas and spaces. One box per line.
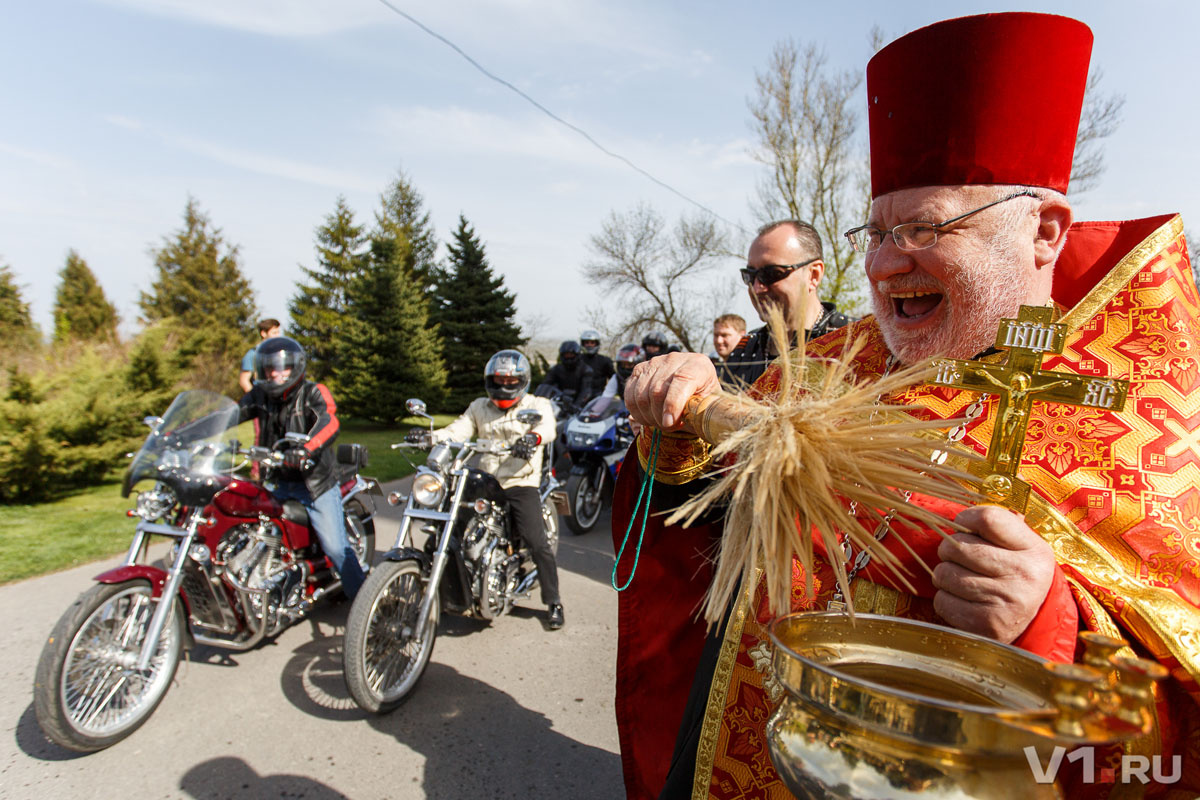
578, 395, 625, 422
122, 390, 243, 502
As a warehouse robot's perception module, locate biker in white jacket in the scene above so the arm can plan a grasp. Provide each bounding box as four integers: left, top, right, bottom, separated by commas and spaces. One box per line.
429, 350, 565, 630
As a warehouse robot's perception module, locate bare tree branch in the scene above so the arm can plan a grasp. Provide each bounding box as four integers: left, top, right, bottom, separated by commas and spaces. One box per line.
1071, 68, 1126, 195
581, 204, 738, 352
747, 39, 869, 315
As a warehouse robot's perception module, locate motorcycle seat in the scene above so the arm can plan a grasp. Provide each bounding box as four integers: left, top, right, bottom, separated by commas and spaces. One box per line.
281, 499, 309, 526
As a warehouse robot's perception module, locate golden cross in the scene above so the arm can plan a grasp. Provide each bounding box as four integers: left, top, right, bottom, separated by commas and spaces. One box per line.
928, 306, 1130, 512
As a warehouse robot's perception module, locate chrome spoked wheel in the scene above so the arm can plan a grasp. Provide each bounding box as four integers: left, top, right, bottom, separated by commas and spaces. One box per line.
34, 582, 182, 751
343, 560, 437, 714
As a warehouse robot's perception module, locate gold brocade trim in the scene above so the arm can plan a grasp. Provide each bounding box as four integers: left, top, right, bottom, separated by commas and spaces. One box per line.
1065, 576, 1163, 779
636, 430, 713, 485
692, 569, 758, 800
1058, 215, 1184, 335
852, 578, 901, 617
1025, 493, 1200, 688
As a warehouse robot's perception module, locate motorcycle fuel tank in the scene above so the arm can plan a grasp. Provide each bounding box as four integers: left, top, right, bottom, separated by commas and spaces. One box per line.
213, 480, 284, 518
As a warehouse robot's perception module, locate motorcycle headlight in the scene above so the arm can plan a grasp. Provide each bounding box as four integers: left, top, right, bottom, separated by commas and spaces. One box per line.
411, 471, 446, 508
136, 483, 177, 520
570, 433, 598, 449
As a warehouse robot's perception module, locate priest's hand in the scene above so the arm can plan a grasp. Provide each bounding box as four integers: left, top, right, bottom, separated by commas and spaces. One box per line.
931, 506, 1056, 643
624, 353, 719, 431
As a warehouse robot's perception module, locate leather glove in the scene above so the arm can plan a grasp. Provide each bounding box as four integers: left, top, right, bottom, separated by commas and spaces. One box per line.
511, 433, 540, 461
405, 428, 431, 448
282, 448, 311, 472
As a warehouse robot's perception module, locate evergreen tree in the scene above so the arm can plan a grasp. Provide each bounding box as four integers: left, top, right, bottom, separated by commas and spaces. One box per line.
0, 264, 39, 349
289, 196, 367, 383
53, 250, 119, 343
334, 233, 447, 422
139, 197, 258, 362
431, 215, 526, 410
375, 169, 438, 291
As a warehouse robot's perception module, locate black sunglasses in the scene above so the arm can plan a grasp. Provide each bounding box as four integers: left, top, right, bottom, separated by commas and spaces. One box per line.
739, 257, 819, 287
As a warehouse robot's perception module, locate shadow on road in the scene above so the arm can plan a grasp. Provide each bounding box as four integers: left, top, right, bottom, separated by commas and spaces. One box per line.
367, 662, 622, 800
12, 703, 89, 762
180, 755, 347, 799
276, 613, 621, 799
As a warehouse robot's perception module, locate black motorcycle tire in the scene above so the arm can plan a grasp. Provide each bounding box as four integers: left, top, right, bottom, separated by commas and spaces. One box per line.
343, 560, 438, 714
34, 580, 183, 752
565, 467, 606, 534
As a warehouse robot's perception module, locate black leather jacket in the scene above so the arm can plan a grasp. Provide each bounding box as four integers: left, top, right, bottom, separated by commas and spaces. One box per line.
719, 301, 855, 389
539, 361, 597, 406
238, 380, 341, 497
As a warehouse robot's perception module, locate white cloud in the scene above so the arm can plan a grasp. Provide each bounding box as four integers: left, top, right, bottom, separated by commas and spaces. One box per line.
96, 0, 392, 37
0, 141, 72, 170
103, 114, 143, 131
169, 135, 379, 193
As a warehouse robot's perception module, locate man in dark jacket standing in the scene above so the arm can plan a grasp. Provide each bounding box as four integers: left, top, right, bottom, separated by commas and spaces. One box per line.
238, 337, 366, 599
721, 220, 854, 388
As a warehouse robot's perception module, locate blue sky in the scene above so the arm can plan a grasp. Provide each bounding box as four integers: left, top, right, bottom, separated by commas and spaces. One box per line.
2, 0, 1195, 350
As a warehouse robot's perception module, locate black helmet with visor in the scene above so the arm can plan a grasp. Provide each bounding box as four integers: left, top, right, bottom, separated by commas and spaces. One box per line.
255, 337, 307, 399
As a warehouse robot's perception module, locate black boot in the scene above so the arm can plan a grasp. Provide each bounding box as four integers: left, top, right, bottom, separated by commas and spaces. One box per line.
547, 603, 565, 630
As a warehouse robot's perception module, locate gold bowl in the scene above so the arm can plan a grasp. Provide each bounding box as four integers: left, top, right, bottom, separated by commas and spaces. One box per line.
766, 613, 1151, 799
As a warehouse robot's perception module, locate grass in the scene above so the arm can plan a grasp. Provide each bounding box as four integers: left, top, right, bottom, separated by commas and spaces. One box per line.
0, 414, 459, 585
341, 415, 457, 483
0, 480, 136, 585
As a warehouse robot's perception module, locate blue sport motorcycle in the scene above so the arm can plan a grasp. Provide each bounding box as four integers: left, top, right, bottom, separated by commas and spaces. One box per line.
560, 395, 634, 534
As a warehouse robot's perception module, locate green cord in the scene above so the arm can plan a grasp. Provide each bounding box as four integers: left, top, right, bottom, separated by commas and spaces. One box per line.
611, 429, 661, 592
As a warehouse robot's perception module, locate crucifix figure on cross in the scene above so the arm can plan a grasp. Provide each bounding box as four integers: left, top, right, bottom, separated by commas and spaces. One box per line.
929, 305, 1130, 512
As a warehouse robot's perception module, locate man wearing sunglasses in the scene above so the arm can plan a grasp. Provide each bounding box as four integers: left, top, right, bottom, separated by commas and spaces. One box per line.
722, 220, 852, 387
611, 12, 1198, 799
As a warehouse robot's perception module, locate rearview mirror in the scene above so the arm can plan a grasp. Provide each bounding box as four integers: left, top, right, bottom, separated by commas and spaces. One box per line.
516, 410, 542, 426
406, 398, 429, 418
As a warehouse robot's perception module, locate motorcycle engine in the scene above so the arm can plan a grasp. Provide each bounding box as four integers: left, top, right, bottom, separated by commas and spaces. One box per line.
216, 522, 302, 634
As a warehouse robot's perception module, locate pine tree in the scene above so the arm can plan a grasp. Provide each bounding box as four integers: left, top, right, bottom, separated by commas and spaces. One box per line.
53, 250, 119, 343
289, 196, 367, 383
334, 233, 447, 422
431, 215, 526, 410
139, 197, 258, 360
0, 264, 39, 349
375, 169, 438, 291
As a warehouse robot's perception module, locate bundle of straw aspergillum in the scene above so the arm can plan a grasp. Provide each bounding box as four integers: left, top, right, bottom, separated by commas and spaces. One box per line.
666, 309, 982, 626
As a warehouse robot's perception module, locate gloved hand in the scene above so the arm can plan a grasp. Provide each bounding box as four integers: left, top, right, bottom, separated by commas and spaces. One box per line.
282, 448, 311, 472
405, 428, 431, 448
511, 432, 540, 461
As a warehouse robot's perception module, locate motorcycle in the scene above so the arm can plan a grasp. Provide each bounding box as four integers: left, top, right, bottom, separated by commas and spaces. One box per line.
33, 390, 379, 752
560, 394, 634, 534
341, 398, 568, 714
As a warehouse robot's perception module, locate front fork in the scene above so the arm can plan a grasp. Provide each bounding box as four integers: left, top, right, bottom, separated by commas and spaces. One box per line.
134, 513, 205, 670
392, 470, 470, 639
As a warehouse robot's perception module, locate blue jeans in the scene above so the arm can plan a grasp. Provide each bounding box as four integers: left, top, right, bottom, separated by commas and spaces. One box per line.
271, 481, 366, 599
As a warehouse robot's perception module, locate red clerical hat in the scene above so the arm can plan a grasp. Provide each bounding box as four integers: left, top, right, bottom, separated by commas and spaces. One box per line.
867, 13, 1093, 198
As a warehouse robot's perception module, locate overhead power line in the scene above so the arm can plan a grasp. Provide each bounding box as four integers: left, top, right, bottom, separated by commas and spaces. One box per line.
373, 0, 746, 232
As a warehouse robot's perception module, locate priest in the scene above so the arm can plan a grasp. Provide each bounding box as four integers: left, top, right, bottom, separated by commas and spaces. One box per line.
612, 12, 1200, 799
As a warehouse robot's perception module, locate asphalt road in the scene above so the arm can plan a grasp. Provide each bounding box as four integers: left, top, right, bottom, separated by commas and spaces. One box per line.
1, 479, 624, 800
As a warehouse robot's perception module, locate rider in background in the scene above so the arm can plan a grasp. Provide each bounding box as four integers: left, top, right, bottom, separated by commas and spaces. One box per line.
237, 337, 366, 599
579, 329, 615, 390
538, 340, 597, 408
601, 343, 646, 399
427, 350, 565, 631
640, 331, 669, 360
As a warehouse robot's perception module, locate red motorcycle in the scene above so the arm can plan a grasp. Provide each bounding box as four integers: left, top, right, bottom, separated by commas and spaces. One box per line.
33, 390, 379, 752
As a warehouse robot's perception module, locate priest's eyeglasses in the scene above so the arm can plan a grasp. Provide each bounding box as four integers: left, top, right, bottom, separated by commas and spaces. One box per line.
843, 190, 1042, 254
